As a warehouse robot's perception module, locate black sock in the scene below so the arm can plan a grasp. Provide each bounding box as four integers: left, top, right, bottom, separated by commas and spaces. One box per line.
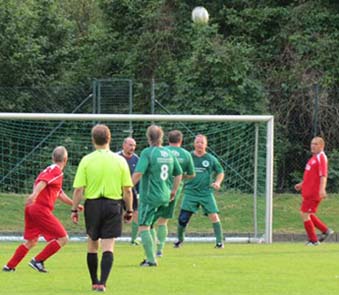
100, 251, 114, 285
87, 252, 98, 285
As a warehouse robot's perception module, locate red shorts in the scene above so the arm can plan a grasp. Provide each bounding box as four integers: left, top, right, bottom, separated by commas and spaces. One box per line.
24, 204, 67, 241
300, 198, 321, 214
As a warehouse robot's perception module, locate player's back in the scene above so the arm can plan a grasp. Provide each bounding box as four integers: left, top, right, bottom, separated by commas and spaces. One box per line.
137, 146, 176, 206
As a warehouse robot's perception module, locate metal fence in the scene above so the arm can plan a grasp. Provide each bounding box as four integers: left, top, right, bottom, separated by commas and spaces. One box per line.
0, 79, 339, 193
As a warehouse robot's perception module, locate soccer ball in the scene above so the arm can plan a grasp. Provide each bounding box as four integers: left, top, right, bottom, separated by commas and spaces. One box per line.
192, 6, 209, 24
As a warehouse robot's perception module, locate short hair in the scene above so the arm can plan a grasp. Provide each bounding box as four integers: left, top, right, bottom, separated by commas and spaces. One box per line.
92, 124, 111, 146
52, 146, 67, 163
168, 130, 183, 144
123, 137, 136, 145
195, 134, 208, 144
147, 125, 163, 146
312, 136, 325, 147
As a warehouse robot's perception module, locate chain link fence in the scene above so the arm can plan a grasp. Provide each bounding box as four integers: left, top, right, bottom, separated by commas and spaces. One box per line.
0, 79, 339, 193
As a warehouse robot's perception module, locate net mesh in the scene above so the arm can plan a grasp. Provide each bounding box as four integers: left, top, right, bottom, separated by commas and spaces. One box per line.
0, 117, 269, 237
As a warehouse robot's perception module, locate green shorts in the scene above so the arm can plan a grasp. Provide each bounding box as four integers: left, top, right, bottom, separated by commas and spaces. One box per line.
138, 202, 169, 226
156, 188, 183, 220
181, 193, 219, 215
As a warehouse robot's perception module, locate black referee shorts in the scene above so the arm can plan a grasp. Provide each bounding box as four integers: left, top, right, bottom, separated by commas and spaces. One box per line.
84, 198, 123, 240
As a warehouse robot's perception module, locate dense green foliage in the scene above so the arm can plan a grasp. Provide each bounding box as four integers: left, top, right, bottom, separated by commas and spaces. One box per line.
1, 0, 339, 191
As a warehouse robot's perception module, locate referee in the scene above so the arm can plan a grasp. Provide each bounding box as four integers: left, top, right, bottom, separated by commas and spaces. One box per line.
71, 124, 133, 292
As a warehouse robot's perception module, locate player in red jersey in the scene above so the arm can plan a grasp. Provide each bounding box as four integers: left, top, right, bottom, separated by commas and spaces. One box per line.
295, 137, 333, 246
2, 146, 83, 272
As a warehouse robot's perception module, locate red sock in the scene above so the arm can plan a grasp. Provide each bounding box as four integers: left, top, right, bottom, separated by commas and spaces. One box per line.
304, 220, 318, 242
7, 244, 29, 268
310, 215, 327, 233
35, 240, 61, 262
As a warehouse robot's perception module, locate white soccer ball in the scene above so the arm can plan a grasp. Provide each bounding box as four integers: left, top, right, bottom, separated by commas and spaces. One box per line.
192, 6, 209, 24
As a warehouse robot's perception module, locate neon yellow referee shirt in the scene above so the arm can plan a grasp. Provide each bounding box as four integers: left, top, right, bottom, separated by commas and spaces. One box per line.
73, 149, 133, 200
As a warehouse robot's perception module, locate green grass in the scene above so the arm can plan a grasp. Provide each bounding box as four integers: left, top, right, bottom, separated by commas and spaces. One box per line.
1, 242, 339, 295
1, 192, 339, 235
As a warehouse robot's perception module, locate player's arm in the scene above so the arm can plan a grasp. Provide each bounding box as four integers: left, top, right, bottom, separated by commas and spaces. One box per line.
294, 182, 302, 191
211, 172, 224, 190
71, 187, 84, 224
132, 172, 142, 186
183, 153, 195, 180
170, 174, 183, 201
319, 176, 327, 199
170, 157, 183, 201
58, 190, 83, 211
122, 186, 133, 223
26, 181, 47, 205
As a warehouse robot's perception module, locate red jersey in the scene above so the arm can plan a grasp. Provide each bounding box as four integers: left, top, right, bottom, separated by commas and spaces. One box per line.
301, 151, 328, 200
33, 164, 64, 210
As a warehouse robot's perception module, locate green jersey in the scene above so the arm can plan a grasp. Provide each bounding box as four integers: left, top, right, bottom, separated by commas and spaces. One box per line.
166, 145, 195, 192
135, 146, 182, 206
73, 149, 132, 200
185, 152, 224, 196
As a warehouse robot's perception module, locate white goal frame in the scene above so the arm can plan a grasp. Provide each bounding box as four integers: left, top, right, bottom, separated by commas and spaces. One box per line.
0, 113, 274, 243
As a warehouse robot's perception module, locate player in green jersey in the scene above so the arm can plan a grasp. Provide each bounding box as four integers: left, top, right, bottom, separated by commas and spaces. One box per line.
154, 130, 195, 257
132, 125, 182, 267
174, 134, 225, 248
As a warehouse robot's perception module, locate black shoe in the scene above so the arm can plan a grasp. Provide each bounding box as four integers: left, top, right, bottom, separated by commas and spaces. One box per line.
139, 259, 157, 267
173, 240, 183, 248
215, 243, 224, 249
319, 228, 334, 242
29, 258, 48, 273
2, 265, 15, 272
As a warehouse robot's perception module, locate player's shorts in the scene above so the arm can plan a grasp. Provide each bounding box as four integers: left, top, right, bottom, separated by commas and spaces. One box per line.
84, 198, 123, 240
155, 188, 183, 220
181, 193, 219, 215
300, 198, 321, 214
24, 204, 67, 241
138, 202, 168, 226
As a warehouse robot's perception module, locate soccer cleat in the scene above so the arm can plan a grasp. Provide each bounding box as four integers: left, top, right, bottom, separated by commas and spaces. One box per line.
131, 240, 140, 246
29, 258, 48, 273
173, 240, 183, 248
319, 228, 334, 242
92, 284, 99, 291
305, 241, 320, 246
2, 265, 15, 272
215, 243, 224, 249
156, 250, 163, 257
95, 284, 106, 292
139, 259, 157, 267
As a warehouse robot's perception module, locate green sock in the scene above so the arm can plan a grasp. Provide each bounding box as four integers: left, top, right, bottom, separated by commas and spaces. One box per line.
157, 224, 168, 252
140, 230, 155, 263
131, 221, 139, 243
213, 221, 223, 244
177, 224, 185, 242
150, 228, 157, 254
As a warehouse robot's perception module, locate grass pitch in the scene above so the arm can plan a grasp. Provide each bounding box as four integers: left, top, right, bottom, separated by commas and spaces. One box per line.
1, 242, 339, 295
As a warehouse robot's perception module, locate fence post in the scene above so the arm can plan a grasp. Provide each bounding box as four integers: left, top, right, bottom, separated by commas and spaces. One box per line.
312, 83, 319, 136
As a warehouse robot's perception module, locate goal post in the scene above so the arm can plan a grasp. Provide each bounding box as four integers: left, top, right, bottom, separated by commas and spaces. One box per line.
0, 113, 274, 243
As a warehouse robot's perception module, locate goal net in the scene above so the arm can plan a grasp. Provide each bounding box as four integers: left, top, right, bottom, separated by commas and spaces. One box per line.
0, 113, 274, 243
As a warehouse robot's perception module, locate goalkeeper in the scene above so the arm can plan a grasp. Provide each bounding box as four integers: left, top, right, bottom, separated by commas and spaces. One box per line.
174, 134, 225, 248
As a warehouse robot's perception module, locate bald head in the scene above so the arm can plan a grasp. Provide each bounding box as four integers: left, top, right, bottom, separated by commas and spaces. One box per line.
122, 137, 136, 156
147, 125, 164, 146
52, 146, 68, 168
92, 124, 111, 146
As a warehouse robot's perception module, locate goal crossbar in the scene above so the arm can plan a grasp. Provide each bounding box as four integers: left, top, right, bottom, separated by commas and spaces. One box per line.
0, 113, 274, 243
